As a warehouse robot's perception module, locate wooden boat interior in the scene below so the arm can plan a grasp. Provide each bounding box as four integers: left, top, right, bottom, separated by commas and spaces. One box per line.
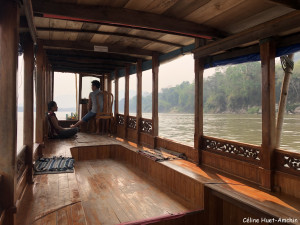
1, 0, 300, 224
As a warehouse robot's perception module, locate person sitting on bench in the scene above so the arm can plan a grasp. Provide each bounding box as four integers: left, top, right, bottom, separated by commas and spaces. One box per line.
70, 80, 103, 128
48, 101, 78, 139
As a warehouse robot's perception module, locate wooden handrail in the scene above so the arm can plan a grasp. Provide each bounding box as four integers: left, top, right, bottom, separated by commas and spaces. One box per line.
202, 135, 261, 164
275, 149, 300, 176
202, 135, 261, 150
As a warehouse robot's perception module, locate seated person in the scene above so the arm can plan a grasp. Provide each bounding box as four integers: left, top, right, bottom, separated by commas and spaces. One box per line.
48, 101, 78, 139
70, 80, 103, 128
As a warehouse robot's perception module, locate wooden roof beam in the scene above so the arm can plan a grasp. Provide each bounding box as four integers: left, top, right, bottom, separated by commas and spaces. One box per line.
41, 39, 159, 56
47, 56, 128, 67
23, 0, 37, 44
45, 49, 142, 63
50, 61, 118, 70
267, 0, 300, 9
53, 66, 111, 74
31, 0, 227, 39
193, 11, 300, 58
36, 27, 185, 48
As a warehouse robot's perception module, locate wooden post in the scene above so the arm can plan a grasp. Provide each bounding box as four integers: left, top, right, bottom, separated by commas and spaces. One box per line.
194, 39, 205, 164
35, 43, 44, 143
23, 34, 34, 183
107, 75, 112, 94
114, 70, 119, 116
124, 66, 130, 138
152, 53, 159, 137
100, 75, 104, 91
103, 74, 108, 91
260, 38, 276, 191
0, 1, 19, 224
51, 69, 54, 100
275, 54, 294, 148
78, 74, 82, 119
43, 61, 48, 140
137, 59, 142, 145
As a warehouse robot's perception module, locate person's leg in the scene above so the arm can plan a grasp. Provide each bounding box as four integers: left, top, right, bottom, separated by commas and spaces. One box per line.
58, 128, 78, 139
71, 111, 96, 128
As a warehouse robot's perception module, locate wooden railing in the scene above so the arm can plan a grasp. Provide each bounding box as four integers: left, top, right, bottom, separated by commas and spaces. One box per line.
275, 149, 300, 176
127, 116, 137, 129
202, 135, 261, 164
116, 114, 125, 126
140, 118, 153, 135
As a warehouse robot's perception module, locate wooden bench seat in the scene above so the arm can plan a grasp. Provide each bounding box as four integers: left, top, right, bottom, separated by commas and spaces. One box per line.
204, 183, 300, 225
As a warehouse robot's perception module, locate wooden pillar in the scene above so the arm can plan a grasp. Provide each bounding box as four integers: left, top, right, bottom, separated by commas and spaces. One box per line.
103, 74, 108, 91
23, 35, 34, 183
136, 59, 142, 145
35, 44, 44, 143
114, 70, 119, 116
124, 66, 130, 138
43, 61, 48, 140
260, 39, 276, 191
194, 39, 205, 164
107, 75, 112, 94
78, 74, 82, 119
100, 75, 104, 91
51, 69, 54, 100
0, 1, 19, 224
152, 53, 159, 137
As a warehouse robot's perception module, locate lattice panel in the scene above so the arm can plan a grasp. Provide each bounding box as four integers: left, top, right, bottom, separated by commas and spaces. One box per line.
203, 137, 260, 161
141, 119, 153, 134
117, 114, 125, 125
284, 156, 300, 171
128, 117, 137, 129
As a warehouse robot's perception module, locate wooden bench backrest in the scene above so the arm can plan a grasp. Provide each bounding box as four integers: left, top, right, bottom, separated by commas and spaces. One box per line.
96, 91, 113, 115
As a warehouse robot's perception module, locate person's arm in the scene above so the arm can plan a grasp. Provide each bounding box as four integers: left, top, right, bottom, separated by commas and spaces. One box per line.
50, 116, 64, 131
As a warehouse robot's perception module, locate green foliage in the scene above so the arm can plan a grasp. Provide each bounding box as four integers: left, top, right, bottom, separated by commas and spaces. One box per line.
247, 106, 260, 114
126, 59, 300, 113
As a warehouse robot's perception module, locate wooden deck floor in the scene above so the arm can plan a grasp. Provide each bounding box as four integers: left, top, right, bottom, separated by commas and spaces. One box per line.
16, 134, 193, 225
16, 133, 300, 225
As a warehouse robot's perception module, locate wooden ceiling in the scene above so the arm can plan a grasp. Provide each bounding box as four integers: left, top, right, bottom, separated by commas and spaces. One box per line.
19, 0, 300, 75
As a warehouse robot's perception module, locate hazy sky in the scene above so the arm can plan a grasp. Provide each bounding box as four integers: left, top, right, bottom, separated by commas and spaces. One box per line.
17, 54, 216, 108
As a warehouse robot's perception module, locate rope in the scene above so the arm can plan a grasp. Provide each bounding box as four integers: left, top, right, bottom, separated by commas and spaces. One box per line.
280, 55, 294, 73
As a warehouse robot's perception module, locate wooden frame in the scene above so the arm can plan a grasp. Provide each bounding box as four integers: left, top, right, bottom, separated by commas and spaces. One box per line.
0, 2, 19, 224
260, 38, 276, 190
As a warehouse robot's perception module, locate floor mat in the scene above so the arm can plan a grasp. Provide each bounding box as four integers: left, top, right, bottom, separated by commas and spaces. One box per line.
34, 156, 74, 174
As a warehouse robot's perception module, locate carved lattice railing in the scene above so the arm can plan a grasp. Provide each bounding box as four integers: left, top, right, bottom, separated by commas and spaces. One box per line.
202, 136, 261, 164
140, 118, 153, 135
275, 149, 300, 176
127, 116, 137, 129
116, 114, 125, 126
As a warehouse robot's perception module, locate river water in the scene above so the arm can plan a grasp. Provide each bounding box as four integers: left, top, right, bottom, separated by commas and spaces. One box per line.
17, 112, 300, 153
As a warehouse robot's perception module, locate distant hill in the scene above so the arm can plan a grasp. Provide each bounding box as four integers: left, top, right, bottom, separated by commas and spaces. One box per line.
119, 60, 300, 114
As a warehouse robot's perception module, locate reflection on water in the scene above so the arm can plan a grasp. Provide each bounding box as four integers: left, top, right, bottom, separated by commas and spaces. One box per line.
154, 113, 300, 152
17, 112, 300, 153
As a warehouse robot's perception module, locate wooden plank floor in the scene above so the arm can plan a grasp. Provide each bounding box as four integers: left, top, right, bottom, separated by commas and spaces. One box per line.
16, 134, 193, 225
76, 159, 192, 224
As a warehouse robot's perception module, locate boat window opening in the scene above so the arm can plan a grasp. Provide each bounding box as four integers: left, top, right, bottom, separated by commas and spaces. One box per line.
118, 76, 125, 114
142, 69, 152, 119
53, 72, 77, 120
158, 54, 195, 147
129, 73, 137, 116
203, 61, 262, 146
275, 51, 300, 152
17, 54, 24, 153
81, 76, 100, 99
